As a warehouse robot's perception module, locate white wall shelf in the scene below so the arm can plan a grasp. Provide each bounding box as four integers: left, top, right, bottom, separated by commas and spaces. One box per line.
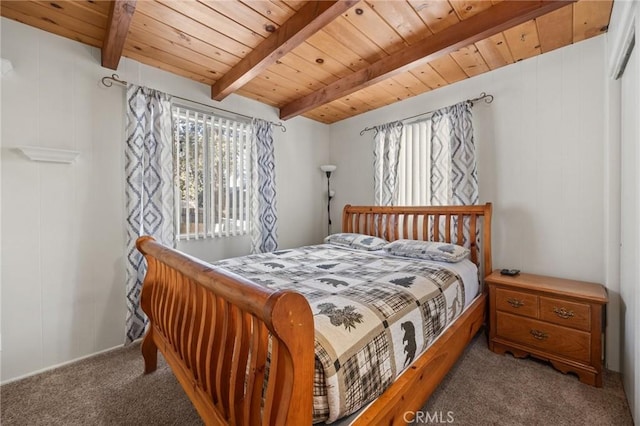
18, 146, 80, 164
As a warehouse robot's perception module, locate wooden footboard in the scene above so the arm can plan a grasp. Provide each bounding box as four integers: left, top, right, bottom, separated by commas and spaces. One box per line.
136, 237, 315, 425
350, 294, 486, 425
137, 203, 492, 425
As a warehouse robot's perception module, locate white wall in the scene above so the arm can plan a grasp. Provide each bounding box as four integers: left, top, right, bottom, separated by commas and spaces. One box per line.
0, 17, 330, 382
330, 36, 616, 367
607, 0, 640, 421
620, 45, 638, 423
0, 21, 5, 356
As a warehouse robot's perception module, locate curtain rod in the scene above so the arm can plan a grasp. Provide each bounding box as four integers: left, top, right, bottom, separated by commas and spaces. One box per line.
359, 92, 494, 136
101, 73, 287, 133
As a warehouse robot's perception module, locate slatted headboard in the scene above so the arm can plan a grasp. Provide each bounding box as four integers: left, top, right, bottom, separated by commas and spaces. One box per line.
342, 203, 493, 279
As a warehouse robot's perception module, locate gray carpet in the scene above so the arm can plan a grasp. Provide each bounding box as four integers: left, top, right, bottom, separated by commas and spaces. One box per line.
422, 335, 633, 426
1, 333, 633, 425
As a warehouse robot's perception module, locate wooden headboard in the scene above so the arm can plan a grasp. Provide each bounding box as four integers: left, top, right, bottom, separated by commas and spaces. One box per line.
342, 203, 493, 278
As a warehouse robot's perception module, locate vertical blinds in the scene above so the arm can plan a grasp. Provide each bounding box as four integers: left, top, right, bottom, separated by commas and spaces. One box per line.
397, 120, 432, 206
173, 106, 251, 240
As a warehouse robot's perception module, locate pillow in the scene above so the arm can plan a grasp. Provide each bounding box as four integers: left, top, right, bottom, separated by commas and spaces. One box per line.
324, 233, 388, 251
383, 239, 469, 263
350, 234, 389, 251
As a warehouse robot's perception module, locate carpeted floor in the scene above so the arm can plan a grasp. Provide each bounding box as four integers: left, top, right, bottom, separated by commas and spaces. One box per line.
1, 333, 633, 425
422, 335, 633, 426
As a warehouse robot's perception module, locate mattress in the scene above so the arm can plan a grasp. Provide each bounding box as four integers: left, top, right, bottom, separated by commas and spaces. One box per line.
212, 243, 479, 423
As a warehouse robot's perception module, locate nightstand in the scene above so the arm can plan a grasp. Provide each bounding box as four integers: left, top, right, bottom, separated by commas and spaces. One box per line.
486, 270, 608, 387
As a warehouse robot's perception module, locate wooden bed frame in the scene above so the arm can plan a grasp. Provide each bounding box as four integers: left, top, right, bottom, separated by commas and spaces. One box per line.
137, 203, 492, 425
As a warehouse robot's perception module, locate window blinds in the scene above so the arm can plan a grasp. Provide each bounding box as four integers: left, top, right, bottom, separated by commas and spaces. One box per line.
397, 120, 433, 206
173, 106, 251, 240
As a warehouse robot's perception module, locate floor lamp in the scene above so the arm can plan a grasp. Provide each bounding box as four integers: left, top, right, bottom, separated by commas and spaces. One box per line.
320, 165, 336, 236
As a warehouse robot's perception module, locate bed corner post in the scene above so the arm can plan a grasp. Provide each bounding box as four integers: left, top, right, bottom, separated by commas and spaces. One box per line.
483, 203, 493, 282
265, 291, 315, 425
342, 204, 352, 233
136, 236, 158, 374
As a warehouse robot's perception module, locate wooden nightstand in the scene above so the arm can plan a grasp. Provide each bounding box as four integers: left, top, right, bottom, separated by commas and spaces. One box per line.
486, 270, 608, 387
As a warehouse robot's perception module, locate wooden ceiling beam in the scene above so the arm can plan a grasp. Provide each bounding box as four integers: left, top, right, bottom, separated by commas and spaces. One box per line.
211, 0, 357, 101
102, 0, 137, 70
279, 0, 573, 121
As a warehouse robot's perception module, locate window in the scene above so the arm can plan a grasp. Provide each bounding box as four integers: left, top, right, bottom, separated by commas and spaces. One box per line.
397, 118, 439, 206
173, 105, 252, 240
396, 116, 459, 207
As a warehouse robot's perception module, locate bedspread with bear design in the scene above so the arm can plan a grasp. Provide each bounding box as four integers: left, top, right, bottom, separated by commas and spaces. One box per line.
212, 244, 470, 423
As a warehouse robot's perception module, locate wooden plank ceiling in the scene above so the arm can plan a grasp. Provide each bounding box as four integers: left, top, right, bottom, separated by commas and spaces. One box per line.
1, 0, 613, 124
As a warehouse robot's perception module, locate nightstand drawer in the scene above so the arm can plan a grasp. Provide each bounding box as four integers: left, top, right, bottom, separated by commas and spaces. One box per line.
495, 288, 538, 318
496, 311, 591, 363
540, 296, 591, 331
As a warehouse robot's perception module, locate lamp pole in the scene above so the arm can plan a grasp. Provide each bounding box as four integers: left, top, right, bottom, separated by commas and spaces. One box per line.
326, 170, 333, 235
320, 165, 337, 236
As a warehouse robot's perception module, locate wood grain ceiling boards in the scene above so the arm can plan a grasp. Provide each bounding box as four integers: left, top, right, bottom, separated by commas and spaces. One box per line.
0, 0, 613, 124
279, 1, 578, 119
210, 1, 358, 100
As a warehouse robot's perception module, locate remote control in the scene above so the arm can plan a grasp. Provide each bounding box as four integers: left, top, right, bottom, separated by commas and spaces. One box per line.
500, 269, 520, 276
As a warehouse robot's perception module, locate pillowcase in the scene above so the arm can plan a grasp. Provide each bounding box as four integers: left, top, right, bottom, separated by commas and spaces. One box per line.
324, 233, 388, 251
383, 239, 469, 263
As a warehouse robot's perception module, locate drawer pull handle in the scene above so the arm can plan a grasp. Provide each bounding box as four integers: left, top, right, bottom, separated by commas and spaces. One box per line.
530, 329, 549, 340
553, 307, 575, 319
507, 298, 524, 308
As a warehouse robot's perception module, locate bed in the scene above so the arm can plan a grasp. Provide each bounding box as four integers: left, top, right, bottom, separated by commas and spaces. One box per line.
136, 203, 492, 425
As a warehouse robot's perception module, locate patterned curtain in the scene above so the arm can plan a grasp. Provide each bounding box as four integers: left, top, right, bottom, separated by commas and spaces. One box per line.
430, 101, 478, 246
430, 101, 478, 206
373, 121, 404, 206
250, 118, 278, 253
124, 84, 174, 343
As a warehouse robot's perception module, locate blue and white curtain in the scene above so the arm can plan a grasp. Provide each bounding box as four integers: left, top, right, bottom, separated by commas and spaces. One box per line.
250, 118, 278, 253
373, 121, 404, 206
125, 84, 174, 343
430, 101, 478, 206
430, 101, 478, 246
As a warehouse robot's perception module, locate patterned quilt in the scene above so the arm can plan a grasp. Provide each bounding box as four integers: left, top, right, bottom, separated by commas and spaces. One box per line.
212, 244, 468, 423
